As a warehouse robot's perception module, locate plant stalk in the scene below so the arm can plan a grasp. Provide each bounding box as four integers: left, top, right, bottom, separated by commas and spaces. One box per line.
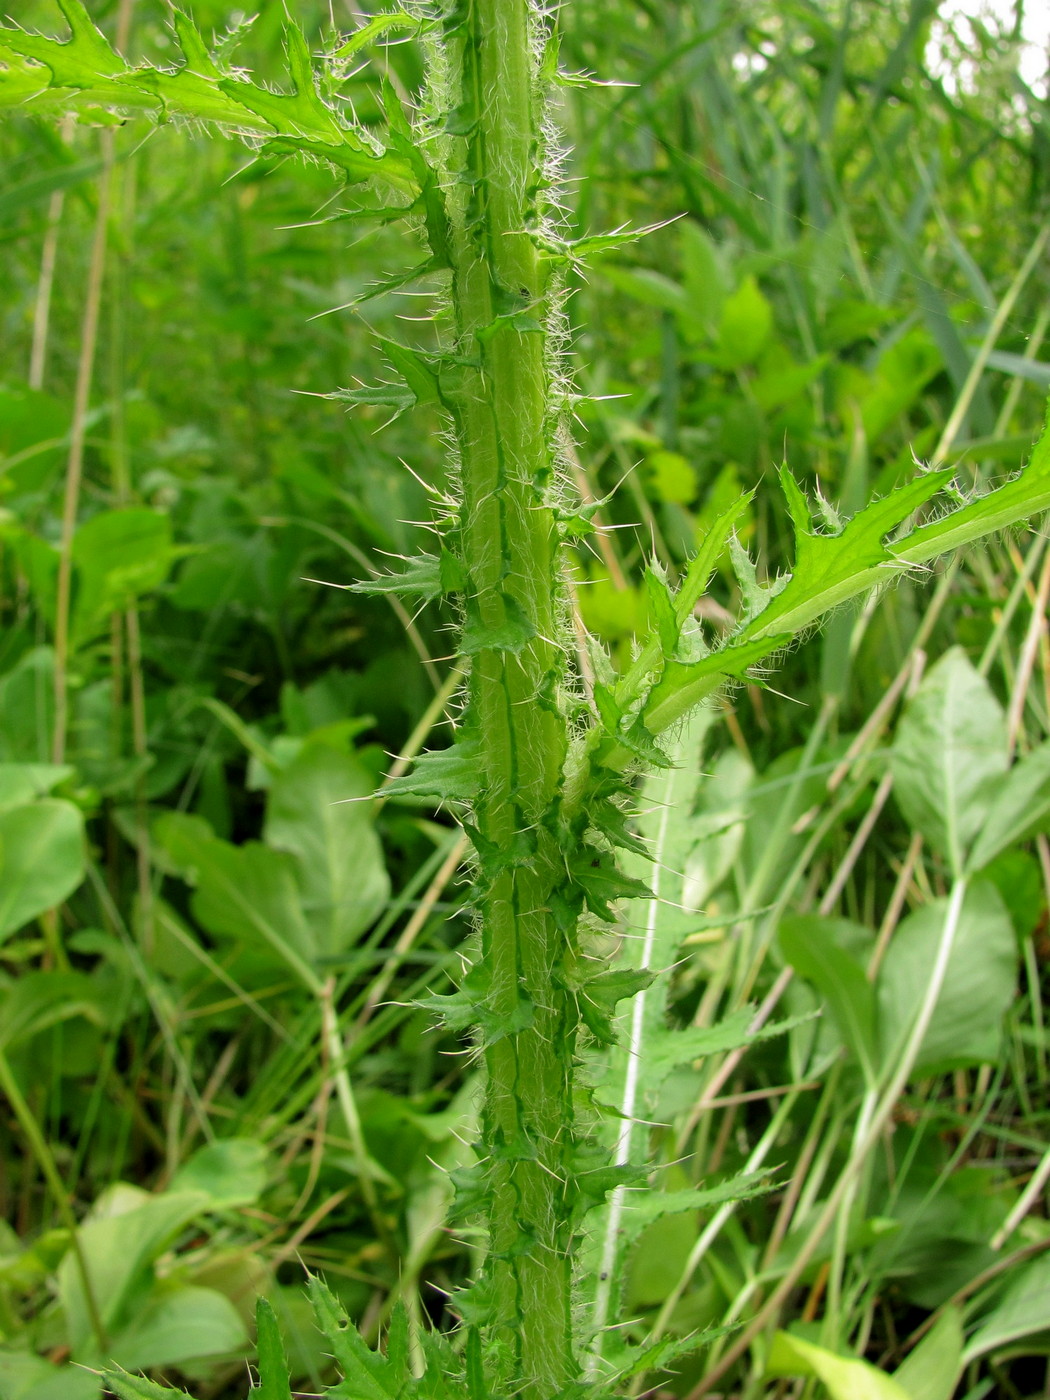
446, 0, 576, 1391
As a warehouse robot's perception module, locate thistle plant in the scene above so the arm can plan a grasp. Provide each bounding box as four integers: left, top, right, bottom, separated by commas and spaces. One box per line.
4, 3, 1050, 1398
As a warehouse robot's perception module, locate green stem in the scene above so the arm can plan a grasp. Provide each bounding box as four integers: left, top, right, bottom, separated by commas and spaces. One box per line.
444, 1, 576, 1392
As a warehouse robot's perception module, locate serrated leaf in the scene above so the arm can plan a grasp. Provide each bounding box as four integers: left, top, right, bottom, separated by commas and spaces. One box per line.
645, 1006, 817, 1080
333, 11, 419, 60
102, 1370, 192, 1400
576, 968, 656, 1044
255, 1297, 293, 1400
309, 1276, 397, 1400
382, 735, 481, 802
569, 848, 653, 922
645, 567, 679, 654
352, 554, 442, 601
619, 1170, 778, 1231
461, 592, 536, 655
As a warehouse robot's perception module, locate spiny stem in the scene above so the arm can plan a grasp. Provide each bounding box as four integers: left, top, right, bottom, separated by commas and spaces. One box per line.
445, 0, 576, 1391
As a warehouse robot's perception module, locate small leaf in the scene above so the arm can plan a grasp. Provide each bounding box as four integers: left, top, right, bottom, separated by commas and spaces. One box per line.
0, 799, 85, 942
255, 1297, 293, 1400
461, 592, 536, 655
569, 848, 653, 922
352, 554, 442, 601
968, 738, 1050, 871
308, 1276, 397, 1400
576, 967, 655, 1044
891, 647, 1008, 875
893, 1306, 963, 1400
103, 1370, 192, 1399
382, 734, 481, 802
766, 1331, 911, 1400
645, 567, 679, 655
779, 916, 878, 1087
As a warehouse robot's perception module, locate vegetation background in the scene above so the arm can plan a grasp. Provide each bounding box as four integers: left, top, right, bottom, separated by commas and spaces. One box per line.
1, 0, 1050, 1396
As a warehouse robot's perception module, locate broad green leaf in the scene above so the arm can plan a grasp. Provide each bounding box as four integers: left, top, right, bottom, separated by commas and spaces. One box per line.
109, 1285, 248, 1371
0, 798, 85, 941
877, 881, 1017, 1074
70, 509, 176, 647
57, 1187, 212, 1357
264, 739, 389, 958
969, 739, 1050, 871
716, 274, 773, 367
962, 1254, 1050, 1364
0, 970, 109, 1048
155, 813, 321, 993
779, 916, 878, 1087
891, 648, 1008, 875
0, 1349, 99, 1400
893, 1306, 963, 1400
255, 1296, 294, 1400
766, 1331, 911, 1400
0, 763, 72, 813
170, 1139, 268, 1208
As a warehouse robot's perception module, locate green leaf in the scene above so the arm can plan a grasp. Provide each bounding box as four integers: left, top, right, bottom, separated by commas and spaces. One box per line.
569, 848, 653, 922
576, 968, 655, 1045
352, 554, 443, 601
109, 1285, 248, 1372
0, 1349, 100, 1400
778, 916, 878, 1087
264, 739, 390, 959
893, 1306, 963, 1400
766, 1331, 911, 1400
968, 739, 1050, 870
71, 509, 177, 647
877, 880, 1018, 1074
333, 11, 420, 59
57, 1187, 212, 1357
308, 1275, 397, 1400
962, 1254, 1050, 1365
215, 23, 342, 143
0, 970, 110, 1048
154, 814, 321, 993
0, 763, 73, 814
381, 734, 481, 802
102, 1369, 191, 1400
891, 647, 1008, 875
645, 567, 679, 654
255, 1297, 294, 1400
644, 1006, 816, 1080
170, 1139, 268, 1208
0, 799, 85, 941
715, 274, 773, 367
618, 1171, 778, 1232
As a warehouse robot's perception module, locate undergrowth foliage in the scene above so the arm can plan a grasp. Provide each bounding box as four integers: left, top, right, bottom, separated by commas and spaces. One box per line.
4, 2, 1050, 1397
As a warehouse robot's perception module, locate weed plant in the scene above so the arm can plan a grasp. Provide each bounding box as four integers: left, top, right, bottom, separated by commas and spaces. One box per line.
0, 2, 1049, 1399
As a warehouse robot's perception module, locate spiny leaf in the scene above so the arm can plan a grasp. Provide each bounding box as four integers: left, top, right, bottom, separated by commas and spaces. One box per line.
352, 554, 443, 601
333, 11, 421, 61
382, 733, 481, 802
461, 592, 537, 655
575, 967, 656, 1044
255, 1296, 294, 1400
570, 847, 653, 922
309, 1275, 398, 1400
102, 1371, 192, 1400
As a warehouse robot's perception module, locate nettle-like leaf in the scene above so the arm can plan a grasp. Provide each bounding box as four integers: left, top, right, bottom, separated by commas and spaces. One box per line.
0, 0, 418, 192
633, 413, 1050, 742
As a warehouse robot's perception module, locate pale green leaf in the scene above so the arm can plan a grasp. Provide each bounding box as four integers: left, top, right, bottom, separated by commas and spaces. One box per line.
893, 1306, 963, 1400
0, 798, 85, 941
969, 739, 1050, 870
766, 1331, 911, 1400
891, 648, 1008, 875
877, 881, 1017, 1074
